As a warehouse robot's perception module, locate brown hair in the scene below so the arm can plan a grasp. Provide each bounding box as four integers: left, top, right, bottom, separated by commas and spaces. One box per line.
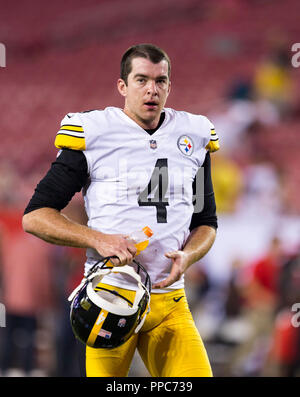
120, 43, 171, 85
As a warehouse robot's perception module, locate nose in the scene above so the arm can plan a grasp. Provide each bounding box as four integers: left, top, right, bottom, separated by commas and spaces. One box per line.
146, 79, 158, 95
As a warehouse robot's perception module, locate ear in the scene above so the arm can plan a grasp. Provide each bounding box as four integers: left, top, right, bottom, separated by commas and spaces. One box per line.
117, 78, 127, 97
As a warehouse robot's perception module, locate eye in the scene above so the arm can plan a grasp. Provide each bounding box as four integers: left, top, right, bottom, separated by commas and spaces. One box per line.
157, 79, 167, 86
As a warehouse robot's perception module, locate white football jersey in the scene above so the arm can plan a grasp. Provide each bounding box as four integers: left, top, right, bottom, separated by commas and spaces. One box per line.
55, 107, 218, 292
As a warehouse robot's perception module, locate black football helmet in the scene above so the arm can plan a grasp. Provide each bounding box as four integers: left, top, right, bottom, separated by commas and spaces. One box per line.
68, 258, 151, 349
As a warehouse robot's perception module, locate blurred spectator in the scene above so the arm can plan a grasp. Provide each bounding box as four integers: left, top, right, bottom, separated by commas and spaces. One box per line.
0, 206, 54, 376
210, 77, 279, 155
267, 251, 300, 377
223, 259, 245, 319
269, 308, 300, 377
52, 245, 85, 377
211, 152, 244, 214
253, 41, 293, 118
237, 159, 282, 217
229, 237, 285, 376
52, 198, 87, 377
0, 165, 55, 376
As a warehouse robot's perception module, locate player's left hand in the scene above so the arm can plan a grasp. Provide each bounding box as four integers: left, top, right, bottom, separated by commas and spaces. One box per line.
152, 250, 189, 289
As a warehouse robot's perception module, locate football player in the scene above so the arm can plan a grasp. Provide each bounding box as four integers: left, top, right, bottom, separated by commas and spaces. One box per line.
23, 44, 219, 377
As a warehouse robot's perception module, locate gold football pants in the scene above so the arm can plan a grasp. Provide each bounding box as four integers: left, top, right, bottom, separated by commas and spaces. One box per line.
85, 285, 212, 377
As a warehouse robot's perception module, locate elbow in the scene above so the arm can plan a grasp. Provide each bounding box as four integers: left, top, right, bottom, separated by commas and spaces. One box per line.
22, 207, 57, 237
22, 212, 36, 234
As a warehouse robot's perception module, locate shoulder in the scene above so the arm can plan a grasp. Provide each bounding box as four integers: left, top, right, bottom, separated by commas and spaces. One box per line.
165, 108, 213, 130
54, 109, 111, 151
54, 112, 86, 151
165, 108, 220, 152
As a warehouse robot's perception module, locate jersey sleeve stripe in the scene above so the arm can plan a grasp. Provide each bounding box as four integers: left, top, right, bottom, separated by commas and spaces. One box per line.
56, 132, 85, 139
59, 130, 84, 135
205, 128, 220, 152
55, 134, 86, 150
58, 129, 84, 137
205, 140, 220, 152
60, 125, 84, 132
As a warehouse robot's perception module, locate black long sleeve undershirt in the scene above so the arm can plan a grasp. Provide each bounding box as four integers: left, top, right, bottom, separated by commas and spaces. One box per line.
190, 151, 218, 230
24, 149, 88, 214
24, 149, 218, 231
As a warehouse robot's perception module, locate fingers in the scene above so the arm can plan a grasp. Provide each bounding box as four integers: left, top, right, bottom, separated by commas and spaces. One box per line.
152, 250, 186, 289
111, 248, 136, 266
152, 274, 176, 289
108, 256, 120, 266
152, 266, 181, 289
152, 254, 179, 289
97, 234, 137, 266
165, 251, 179, 259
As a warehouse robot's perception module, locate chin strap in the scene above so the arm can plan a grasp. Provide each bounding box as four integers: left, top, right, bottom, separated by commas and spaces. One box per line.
67, 256, 114, 303
68, 278, 86, 302
134, 288, 151, 333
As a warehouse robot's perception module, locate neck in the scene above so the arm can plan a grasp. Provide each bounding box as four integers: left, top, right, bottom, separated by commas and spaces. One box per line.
123, 108, 161, 130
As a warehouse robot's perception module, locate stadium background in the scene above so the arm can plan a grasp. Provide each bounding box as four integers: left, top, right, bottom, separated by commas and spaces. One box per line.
0, 0, 300, 377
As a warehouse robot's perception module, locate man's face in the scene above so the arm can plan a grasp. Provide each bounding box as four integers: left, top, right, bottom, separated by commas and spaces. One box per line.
118, 57, 171, 129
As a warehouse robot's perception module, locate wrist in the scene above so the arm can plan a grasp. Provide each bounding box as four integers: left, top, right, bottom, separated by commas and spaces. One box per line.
182, 249, 199, 268
85, 228, 106, 250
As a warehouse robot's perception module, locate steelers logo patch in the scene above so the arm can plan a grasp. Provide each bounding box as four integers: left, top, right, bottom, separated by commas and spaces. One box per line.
177, 135, 194, 156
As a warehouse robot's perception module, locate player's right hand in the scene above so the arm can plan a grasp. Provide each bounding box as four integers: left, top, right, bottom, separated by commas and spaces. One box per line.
94, 233, 137, 266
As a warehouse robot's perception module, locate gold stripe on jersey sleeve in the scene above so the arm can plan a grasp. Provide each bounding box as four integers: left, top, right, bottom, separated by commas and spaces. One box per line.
206, 140, 220, 152
60, 125, 84, 132
54, 133, 86, 150
205, 129, 220, 153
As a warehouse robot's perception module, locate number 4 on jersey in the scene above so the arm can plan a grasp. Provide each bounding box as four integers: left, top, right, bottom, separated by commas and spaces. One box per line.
138, 159, 169, 223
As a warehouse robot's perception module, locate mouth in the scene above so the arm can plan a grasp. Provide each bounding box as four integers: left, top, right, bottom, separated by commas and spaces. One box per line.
144, 101, 159, 110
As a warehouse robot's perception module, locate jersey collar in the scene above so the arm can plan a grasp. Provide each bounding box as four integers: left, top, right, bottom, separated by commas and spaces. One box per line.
115, 107, 170, 138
